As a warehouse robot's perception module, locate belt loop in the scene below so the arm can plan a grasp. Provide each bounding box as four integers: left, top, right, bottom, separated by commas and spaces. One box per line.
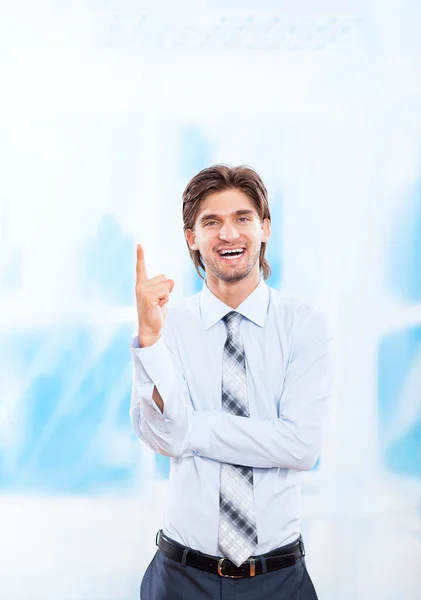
260, 555, 267, 574
155, 530, 161, 547
181, 547, 189, 567
299, 536, 305, 557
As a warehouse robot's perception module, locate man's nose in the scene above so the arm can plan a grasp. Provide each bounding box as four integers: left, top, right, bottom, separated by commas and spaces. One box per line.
219, 223, 240, 241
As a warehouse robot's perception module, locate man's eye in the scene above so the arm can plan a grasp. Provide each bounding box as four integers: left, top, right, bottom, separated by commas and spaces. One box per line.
205, 221, 217, 227
238, 217, 250, 223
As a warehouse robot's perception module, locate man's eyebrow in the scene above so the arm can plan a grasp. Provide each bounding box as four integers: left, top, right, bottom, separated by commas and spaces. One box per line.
199, 213, 219, 224
234, 209, 255, 217
199, 209, 255, 224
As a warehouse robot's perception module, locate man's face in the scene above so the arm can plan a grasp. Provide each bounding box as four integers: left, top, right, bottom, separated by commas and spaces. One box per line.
185, 188, 271, 284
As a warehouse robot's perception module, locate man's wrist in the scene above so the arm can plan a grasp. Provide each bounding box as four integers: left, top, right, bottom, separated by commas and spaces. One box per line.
138, 331, 161, 348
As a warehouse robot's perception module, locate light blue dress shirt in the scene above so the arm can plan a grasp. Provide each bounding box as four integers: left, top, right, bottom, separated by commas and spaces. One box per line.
130, 278, 334, 556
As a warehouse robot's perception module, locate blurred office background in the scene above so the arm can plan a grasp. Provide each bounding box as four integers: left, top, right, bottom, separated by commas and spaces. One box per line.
0, 0, 420, 598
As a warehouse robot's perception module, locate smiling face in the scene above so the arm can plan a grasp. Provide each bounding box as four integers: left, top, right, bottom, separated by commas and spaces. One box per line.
185, 188, 271, 284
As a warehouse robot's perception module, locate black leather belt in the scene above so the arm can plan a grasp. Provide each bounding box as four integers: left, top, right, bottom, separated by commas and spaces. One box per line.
156, 530, 304, 578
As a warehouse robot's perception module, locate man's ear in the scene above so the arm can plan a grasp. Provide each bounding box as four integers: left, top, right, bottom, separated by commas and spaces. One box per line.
262, 218, 271, 243
185, 228, 198, 250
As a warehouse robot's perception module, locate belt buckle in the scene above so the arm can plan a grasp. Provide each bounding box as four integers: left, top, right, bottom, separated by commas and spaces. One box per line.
217, 558, 255, 578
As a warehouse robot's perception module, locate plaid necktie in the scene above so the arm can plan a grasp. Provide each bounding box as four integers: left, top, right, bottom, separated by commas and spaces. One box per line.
218, 311, 258, 567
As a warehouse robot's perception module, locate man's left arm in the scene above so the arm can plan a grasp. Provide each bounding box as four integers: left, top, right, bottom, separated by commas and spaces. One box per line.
183, 307, 334, 470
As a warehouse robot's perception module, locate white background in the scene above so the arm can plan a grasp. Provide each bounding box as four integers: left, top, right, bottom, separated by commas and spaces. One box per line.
0, 1, 420, 598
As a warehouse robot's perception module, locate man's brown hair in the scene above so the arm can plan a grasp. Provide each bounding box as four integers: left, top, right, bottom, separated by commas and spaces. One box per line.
182, 164, 272, 280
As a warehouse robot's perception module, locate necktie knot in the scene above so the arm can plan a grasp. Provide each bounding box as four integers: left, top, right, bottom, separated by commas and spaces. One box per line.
223, 311, 242, 333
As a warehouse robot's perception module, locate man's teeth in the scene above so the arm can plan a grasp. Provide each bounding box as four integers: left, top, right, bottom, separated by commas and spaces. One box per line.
219, 249, 245, 261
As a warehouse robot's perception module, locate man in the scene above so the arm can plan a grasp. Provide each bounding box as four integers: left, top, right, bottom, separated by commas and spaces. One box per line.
131, 164, 334, 599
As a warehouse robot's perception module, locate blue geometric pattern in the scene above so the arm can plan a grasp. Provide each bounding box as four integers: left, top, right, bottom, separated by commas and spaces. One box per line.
0, 325, 139, 493
80, 214, 135, 306
378, 325, 421, 478
388, 179, 421, 301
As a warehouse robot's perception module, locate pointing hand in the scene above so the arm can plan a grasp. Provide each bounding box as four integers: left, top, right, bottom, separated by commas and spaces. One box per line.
135, 244, 175, 347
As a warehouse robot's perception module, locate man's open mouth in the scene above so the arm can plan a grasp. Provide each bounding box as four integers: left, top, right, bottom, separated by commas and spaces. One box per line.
217, 248, 246, 260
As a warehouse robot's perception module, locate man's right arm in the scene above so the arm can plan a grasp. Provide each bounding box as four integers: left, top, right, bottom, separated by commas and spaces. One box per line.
130, 332, 193, 458
131, 244, 192, 457
138, 332, 164, 412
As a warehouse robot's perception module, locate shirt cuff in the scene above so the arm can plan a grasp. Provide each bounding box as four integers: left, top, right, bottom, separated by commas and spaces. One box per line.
131, 335, 165, 415
130, 335, 156, 383
131, 334, 186, 422
133, 335, 171, 381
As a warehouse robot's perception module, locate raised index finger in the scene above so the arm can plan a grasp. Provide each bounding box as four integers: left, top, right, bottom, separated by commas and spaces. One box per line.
136, 244, 149, 284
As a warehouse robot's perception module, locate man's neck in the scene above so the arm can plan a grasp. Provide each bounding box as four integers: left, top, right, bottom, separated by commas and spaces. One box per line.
205, 269, 261, 309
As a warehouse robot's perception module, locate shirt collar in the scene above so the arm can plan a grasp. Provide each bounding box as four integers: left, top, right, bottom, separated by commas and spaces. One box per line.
199, 278, 269, 331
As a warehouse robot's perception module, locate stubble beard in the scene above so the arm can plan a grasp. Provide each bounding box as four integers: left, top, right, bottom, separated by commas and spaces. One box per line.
202, 246, 260, 284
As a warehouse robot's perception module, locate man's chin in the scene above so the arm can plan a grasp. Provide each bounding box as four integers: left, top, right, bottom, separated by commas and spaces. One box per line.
210, 264, 252, 283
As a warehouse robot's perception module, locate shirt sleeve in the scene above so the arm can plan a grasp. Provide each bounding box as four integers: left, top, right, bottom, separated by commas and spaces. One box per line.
183, 306, 334, 470
130, 322, 192, 458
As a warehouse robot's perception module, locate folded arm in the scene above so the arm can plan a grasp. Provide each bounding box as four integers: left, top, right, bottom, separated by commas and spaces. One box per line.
130, 306, 334, 469
183, 307, 334, 470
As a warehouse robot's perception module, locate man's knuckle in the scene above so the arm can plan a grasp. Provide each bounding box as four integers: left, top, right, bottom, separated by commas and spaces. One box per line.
137, 286, 148, 299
